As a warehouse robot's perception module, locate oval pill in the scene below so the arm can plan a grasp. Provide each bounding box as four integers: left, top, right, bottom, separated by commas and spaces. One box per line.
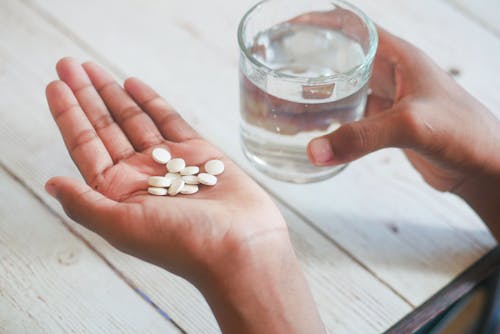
151, 148, 171, 164
204, 160, 224, 175
198, 173, 217, 186
164, 172, 181, 181
182, 175, 199, 185
168, 179, 185, 196
180, 184, 199, 195
148, 187, 168, 196
166, 158, 186, 173
180, 166, 199, 175
148, 176, 172, 188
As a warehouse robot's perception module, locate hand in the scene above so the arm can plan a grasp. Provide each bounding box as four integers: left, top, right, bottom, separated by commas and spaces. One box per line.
300, 18, 500, 233
45, 58, 324, 333
307, 26, 500, 191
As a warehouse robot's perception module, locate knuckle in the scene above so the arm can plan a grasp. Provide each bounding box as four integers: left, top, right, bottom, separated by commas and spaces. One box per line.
136, 132, 163, 151
53, 104, 80, 120
341, 123, 370, 154
96, 81, 119, 94
69, 129, 98, 152
112, 147, 134, 163
93, 113, 115, 131
398, 107, 420, 132
158, 111, 183, 129
72, 83, 94, 95
397, 102, 434, 147
117, 105, 143, 124
139, 95, 163, 109
158, 112, 200, 141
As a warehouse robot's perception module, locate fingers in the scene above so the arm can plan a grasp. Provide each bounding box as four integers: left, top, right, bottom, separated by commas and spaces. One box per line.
307, 111, 408, 165
374, 27, 443, 99
56, 58, 135, 162
82, 62, 164, 151
46, 80, 113, 186
289, 8, 364, 37
368, 27, 415, 101
45, 176, 127, 243
124, 77, 200, 142
370, 39, 396, 100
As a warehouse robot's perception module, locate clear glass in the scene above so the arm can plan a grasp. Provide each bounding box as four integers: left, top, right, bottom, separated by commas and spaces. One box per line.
238, 0, 378, 183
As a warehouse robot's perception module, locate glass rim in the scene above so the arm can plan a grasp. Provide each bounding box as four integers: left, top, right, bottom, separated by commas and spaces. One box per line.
237, 0, 378, 84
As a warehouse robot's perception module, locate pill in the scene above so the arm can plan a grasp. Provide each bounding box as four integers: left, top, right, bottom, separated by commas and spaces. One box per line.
166, 158, 186, 173
164, 172, 181, 181
182, 175, 199, 185
180, 184, 199, 195
148, 187, 168, 196
204, 160, 224, 175
198, 173, 217, 186
168, 178, 185, 196
151, 148, 171, 164
180, 166, 200, 176
148, 176, 172, 188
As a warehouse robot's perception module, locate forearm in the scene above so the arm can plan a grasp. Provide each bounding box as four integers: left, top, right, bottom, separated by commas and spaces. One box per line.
196, 235, 325, 334
454, 170, 500, 241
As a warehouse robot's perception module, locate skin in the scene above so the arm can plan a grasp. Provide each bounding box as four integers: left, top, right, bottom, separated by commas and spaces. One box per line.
307, 26, 500, 237
45, 25, 500, 333
45, 58, 324, 333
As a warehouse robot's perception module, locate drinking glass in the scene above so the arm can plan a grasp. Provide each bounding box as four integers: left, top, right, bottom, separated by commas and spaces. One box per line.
238, 0, 378, 183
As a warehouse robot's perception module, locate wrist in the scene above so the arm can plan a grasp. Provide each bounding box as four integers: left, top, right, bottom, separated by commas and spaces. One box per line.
194, 227, 324, 333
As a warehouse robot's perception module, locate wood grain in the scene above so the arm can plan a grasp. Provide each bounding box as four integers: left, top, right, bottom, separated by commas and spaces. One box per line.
0, 167, 180, 333
0, 1, 413, 333
445, 0, 500, 37
24, 0, 498, 306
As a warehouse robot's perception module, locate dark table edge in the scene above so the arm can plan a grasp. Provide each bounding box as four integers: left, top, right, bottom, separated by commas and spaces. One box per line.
385, 245, 500, 334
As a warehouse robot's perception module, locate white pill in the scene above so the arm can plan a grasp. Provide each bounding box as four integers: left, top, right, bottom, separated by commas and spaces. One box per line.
182, 175, 199, 185
166, 158, 186, 173
148, 187, 167, 196
180, 184, 199, 195
148, 176, 172, 188
164, 172, 181, 181
168, 179, 185, 196
151, 148, 171, 164
198, 173, 217, 186
204, 160, 224, 175
180, 166, 200, 176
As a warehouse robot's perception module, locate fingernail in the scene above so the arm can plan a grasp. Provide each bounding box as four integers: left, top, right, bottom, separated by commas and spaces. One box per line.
310, 138, 334, 164
45, 183, 58, 199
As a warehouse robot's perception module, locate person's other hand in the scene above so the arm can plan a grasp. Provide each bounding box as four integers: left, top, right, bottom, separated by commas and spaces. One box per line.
307, 27, 500, 193
295, 13, 500, 236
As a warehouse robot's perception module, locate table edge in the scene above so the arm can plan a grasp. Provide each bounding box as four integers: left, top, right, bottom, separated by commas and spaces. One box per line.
385, 245, 500, 333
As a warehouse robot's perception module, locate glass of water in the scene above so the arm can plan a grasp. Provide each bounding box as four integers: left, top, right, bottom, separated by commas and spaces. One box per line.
238, 0, 378, 183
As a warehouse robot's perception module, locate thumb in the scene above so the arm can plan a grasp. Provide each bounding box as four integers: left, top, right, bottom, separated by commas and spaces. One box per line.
45, 176, 123, 239
307, 112, 406, 166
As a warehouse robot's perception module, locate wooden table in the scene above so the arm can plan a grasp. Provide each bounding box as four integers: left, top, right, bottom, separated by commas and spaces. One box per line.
1, 0, 499, 333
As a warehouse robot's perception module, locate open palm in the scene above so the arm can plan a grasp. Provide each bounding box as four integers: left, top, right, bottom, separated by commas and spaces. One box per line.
46, 58, 286, 278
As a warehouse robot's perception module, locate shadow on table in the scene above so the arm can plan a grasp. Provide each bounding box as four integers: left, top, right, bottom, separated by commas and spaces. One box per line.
288, 212, 495, 276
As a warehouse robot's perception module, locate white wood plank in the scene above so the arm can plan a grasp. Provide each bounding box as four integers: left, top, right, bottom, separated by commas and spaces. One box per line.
0, 167, 180, 333
0, 1, 414, 333
445, 0, 500, 37
24, 0, 498, 308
